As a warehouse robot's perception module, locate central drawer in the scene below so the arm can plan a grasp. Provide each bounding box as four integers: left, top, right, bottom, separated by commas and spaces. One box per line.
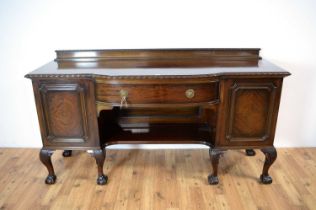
96, 81, 219, 105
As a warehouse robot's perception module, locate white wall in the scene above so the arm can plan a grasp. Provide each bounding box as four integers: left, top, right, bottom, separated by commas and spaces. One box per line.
0, 0, 315, 148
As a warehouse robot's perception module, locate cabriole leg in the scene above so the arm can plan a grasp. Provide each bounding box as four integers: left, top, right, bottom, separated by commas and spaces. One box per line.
260, 147, 277, 184
93, 149, 108, 185
208, 148, 224, 185
39, 149, 56, 184
245, 149, 256, 156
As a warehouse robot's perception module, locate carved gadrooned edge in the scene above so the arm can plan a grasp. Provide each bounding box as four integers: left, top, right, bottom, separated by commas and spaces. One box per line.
25, 72, 290, 79
25, 74, 94, 79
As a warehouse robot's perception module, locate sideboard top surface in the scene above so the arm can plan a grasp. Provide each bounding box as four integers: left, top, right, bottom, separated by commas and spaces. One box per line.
25, 49, 290, 78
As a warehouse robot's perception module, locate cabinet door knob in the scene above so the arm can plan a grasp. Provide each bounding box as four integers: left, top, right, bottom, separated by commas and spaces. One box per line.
185, 89, 195, 99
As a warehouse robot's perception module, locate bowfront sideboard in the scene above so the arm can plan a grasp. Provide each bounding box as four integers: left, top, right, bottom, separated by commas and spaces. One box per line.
25, 49, 290, 185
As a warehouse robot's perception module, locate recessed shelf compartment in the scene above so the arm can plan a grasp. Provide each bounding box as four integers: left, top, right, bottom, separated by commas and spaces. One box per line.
100, 123, 213, 146
98, 107, 215, 146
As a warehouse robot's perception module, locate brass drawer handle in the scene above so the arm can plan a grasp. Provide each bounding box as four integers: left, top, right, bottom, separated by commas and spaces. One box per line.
120, 90, 128, 108
185, 89, 195, 99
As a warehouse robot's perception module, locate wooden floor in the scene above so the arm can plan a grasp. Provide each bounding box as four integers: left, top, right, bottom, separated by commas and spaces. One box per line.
0, 148, 315, 210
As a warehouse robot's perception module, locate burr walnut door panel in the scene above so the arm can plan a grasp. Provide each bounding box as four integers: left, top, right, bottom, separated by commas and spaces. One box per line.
216, 78, 284, 147
33, 79, 99, 149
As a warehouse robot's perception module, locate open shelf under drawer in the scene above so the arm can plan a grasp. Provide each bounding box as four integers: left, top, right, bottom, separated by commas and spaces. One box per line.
99, 123, 214, 146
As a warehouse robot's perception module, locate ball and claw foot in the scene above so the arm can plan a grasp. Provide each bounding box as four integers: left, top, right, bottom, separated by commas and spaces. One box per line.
97, 174, 108, 185
62, 150, 72, 157
245, 149, 256, 156
260, 174, 273, 184
208, 175, 219, 185
45, 175, 57, 184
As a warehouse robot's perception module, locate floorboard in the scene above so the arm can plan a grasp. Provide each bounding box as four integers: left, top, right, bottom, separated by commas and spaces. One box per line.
0, 148, 315, 210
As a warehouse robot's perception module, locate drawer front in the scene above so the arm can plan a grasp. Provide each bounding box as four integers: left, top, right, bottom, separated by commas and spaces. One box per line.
96, 82, 219, 104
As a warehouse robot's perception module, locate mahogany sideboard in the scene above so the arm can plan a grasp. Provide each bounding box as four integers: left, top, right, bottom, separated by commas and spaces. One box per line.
25, 49, 290, 185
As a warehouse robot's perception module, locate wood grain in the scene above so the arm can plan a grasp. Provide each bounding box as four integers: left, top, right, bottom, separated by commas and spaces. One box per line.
0, 148, 315, 210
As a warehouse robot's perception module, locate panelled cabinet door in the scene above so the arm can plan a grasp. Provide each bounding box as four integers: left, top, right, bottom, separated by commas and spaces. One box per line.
216, 78, 284, 147
32, 79, 99, 149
